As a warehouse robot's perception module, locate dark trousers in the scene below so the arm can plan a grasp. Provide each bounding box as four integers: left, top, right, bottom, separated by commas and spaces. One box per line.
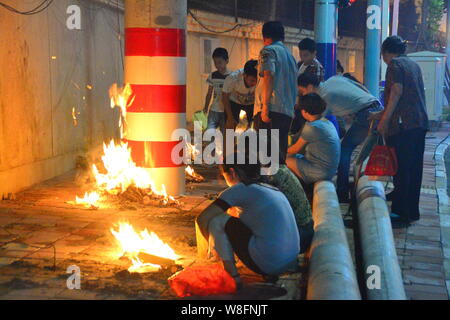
336, 102, 383, 198
227, 101, 254, 125
224, 217, 265, 275
254, 111, 292, 166
386, 128, 427, 222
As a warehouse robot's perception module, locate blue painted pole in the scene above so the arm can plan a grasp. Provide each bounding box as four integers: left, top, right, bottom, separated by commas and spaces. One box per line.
314, 0, 338, 80
364, 0, 382, 97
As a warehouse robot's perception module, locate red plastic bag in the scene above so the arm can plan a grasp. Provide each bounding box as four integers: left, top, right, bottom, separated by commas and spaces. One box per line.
364, 139, 398, 176
168, 264, 237, 297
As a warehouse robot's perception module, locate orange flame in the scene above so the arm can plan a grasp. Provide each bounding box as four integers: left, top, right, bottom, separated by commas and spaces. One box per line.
111, 222, 179, 273
73, 192, 101, 208
109, 83, 135, 139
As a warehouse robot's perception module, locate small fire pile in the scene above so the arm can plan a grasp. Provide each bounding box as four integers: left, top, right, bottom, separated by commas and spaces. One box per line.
71, 83, 205, 209
111, 222, 180, 273
73, 139, 179, 208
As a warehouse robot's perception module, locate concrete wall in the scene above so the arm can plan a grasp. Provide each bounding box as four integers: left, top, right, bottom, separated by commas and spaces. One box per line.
0, 0, 124, 195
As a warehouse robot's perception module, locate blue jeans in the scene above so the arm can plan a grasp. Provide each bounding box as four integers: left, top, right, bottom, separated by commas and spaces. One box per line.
207, 111, 225, 131
336, 102, 383, 198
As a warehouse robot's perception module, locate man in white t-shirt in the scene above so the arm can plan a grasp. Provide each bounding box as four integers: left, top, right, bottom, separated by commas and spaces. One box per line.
222, 60, 258, 130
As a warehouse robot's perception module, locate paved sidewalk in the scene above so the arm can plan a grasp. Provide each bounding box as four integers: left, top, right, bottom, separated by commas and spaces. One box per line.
390, 123, 450, 300
0, 167, 302, 300
0, 124, 449, 300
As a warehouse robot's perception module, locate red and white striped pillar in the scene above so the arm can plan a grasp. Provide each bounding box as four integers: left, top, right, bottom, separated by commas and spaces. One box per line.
124, 0, 186, 195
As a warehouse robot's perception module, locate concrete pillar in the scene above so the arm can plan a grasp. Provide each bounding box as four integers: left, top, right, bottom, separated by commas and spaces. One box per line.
364, 0, 382, 97
356, 175, 406, 300
124, 0, 187, 195
314, 0, 337, 80
307, 181, 361, 300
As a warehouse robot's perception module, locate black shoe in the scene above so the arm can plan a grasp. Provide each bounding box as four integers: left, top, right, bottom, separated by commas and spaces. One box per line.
390, 217, 410, 229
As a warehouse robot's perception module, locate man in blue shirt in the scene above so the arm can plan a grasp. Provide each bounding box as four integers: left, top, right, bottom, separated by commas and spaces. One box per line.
254, 21, 298, 166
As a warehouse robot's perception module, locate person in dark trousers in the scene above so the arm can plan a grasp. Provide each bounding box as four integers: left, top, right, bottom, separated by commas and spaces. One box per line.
222, 60, 258, 130
297, 73, 383, 203
254, 21, 298, 166
370, 35, 429, 228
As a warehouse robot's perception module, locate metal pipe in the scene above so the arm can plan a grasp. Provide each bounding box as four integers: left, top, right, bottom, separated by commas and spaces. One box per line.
356, 175, 406, 300
307, 181, 361, 300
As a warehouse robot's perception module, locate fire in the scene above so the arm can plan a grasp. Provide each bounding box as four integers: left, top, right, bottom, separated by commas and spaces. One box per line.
92, 140, 178, 205
239, 110, 247, 121
71, 192, 101, 208
109, 83, 135, 138
186, 142, 201, 162
185, 165, 204, 183
111, 222, 179, 273
70, 84, 180, 208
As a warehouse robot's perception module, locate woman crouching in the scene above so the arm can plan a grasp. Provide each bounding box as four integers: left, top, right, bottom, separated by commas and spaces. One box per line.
196, 154, 300, 288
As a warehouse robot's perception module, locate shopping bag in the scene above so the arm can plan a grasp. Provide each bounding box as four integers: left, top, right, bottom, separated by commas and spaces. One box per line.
168, 264, 237, 297
192, 111, 208, 131
364, 135, 398, 177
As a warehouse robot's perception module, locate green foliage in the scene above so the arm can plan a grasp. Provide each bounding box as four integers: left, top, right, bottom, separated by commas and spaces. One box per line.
427, 0, 445, 36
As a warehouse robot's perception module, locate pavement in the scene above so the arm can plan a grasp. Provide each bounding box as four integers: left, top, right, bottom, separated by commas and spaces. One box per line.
0, 166, 304, 300
0, 123, 449, 300
387, 123, 450, 300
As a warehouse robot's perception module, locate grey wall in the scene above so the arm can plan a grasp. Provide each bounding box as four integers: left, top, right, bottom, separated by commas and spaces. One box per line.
0, 0, 124, 195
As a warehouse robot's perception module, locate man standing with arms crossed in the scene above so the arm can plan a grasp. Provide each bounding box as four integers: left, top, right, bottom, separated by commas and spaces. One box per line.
254, 21, 298, 167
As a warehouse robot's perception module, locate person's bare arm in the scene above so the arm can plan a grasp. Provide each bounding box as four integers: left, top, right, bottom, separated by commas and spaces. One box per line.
196, 203, 226, 239
377, 83, 403, 136
203, 86, 214, 113
196, 203, 242, 289
261, 70, 274, 123
288, 137, 307, 155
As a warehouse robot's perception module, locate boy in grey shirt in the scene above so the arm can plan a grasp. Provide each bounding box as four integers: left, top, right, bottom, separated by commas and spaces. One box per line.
287, 93, 340, 184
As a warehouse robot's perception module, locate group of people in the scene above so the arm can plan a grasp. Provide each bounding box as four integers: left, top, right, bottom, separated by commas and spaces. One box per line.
197, 20, 429, 287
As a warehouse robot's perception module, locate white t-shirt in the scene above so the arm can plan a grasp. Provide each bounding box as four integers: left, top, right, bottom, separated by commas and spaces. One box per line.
222, 69, 256, 106
206, 70, 231, 112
